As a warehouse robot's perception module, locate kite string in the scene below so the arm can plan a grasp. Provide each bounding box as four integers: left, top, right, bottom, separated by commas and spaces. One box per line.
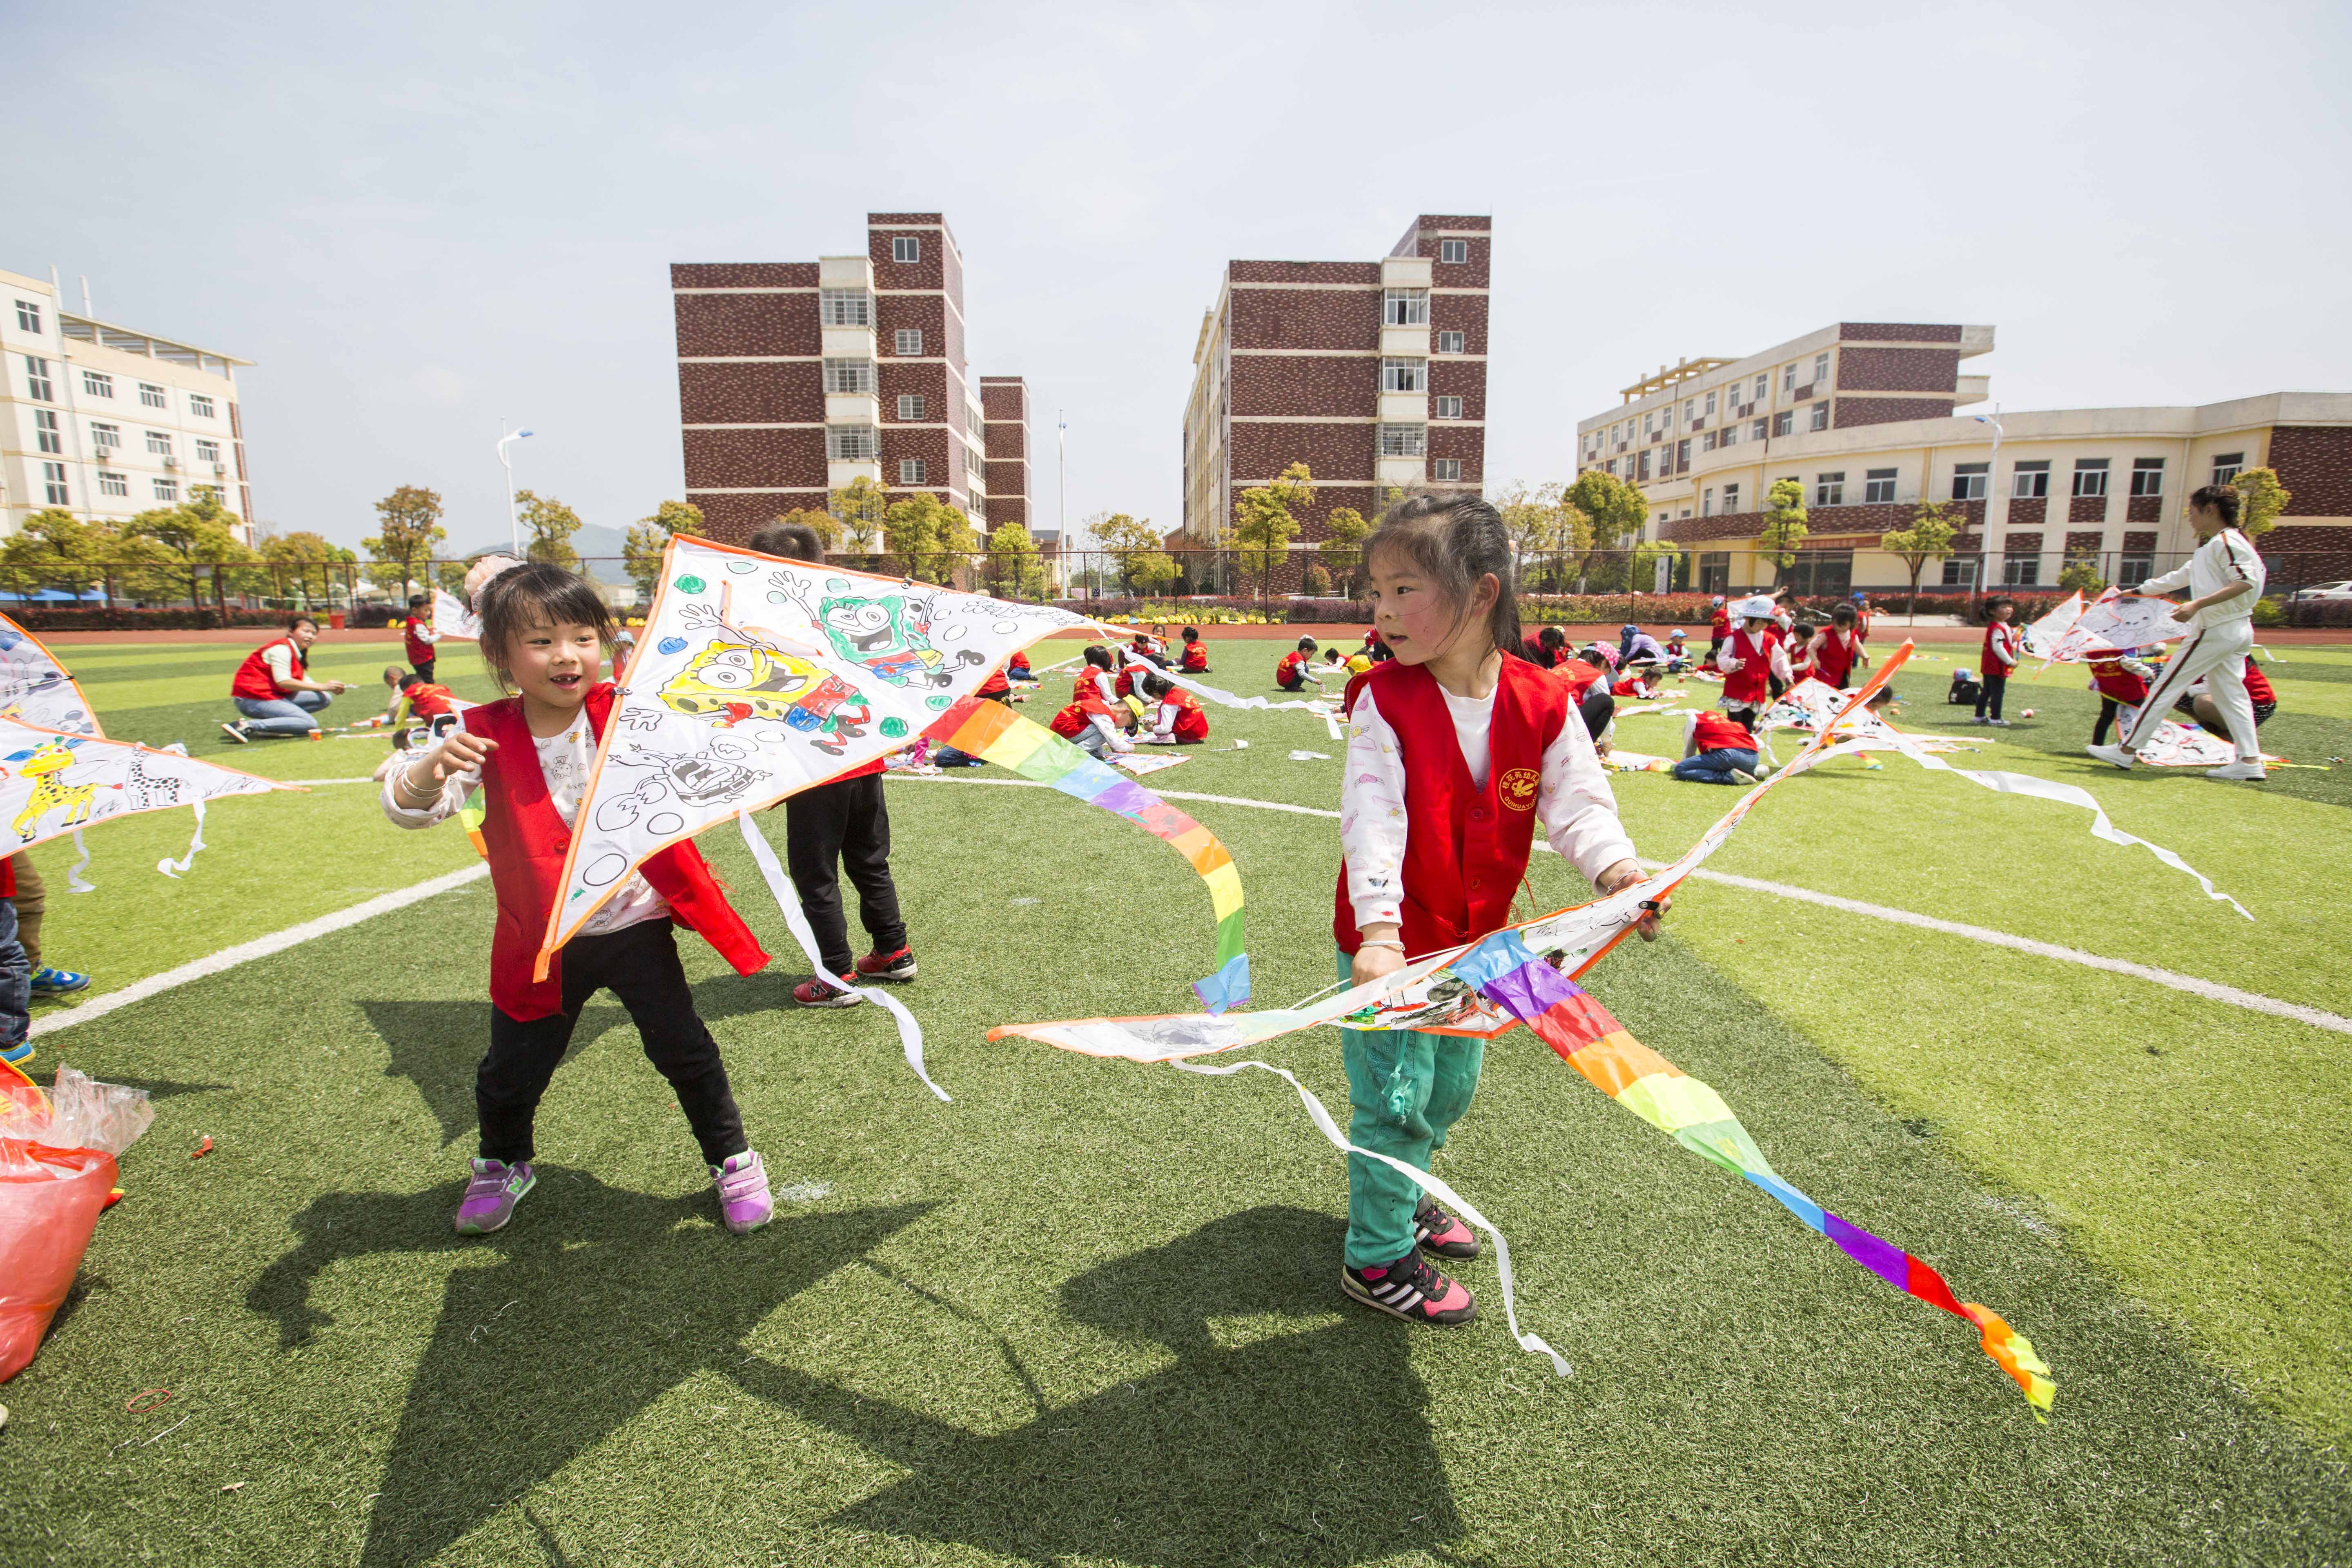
1167, 1055, 1570, 1377
66, 829, 94, 893
736, 811, 951, 1102
155, 801, 207, 880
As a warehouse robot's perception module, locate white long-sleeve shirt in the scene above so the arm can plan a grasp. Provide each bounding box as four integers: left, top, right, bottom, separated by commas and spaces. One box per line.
2137, 527, 2264, 628
382, 718, 670, 936
1715, 630, 1792, 684
1341, 681, 1637, 933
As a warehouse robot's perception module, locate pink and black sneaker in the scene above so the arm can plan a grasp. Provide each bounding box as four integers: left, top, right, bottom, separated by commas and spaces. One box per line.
710, 1149, 774, 1234
453, 1158, 535, 1235
1412, 1196, 1479, 1261
1342, 1251, 1479, 1326
792, 975, 864, 1008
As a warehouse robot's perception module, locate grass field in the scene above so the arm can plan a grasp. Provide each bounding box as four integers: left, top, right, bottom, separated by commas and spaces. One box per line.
2, 633, 2348, 1566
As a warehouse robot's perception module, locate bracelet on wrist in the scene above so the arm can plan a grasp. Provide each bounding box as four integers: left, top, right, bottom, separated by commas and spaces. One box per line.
1359, 939, 1406, 953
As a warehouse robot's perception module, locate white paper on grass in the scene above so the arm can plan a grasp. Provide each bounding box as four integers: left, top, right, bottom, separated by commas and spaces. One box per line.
0, 613, 100, 736
545, 537, 1107, 952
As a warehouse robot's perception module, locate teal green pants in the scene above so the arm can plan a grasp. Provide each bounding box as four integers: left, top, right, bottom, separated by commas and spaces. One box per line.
1338, 948, 1486, 1269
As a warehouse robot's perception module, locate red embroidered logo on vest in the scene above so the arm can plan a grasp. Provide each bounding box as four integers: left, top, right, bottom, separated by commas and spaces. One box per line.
1498, 766, 1540, 811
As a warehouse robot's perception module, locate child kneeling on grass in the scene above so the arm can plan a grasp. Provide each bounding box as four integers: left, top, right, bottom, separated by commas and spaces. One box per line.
1674, 708, 1764, 784
1337, 496, 1663, 1327
383, 559, 778, 1237
1137, 673, 1209, 744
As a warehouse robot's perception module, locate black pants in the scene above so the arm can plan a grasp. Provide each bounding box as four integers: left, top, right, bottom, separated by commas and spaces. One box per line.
1276, 673, 1306, 692
1975, 674, 2006, 720
785, 772, 907, 976
1578, 688, 1615, 741
2092, 697, 2123, 746
479, 919, 745, 1167
411, 657, 435, 684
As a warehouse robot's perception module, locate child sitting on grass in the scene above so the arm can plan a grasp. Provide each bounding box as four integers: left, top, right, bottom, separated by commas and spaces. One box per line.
1179, 627, 1210, 673
1674, 708, 1765, 785
1049, 682, 1134, 760
1275, 637, 1323, 692
380, 666, 462, 749
1138, 673, 1209, 744
383, 559, 777, 1236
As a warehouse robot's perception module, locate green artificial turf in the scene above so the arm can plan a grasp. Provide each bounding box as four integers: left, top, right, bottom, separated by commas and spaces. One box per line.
1, 635, 2347, 1566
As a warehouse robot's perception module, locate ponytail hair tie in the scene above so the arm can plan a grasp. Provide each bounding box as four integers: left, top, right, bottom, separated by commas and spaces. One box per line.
463, 554, 528, 616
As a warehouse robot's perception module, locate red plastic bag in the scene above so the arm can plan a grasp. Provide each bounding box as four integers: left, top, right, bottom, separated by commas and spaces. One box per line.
0, 1140, 118, 1382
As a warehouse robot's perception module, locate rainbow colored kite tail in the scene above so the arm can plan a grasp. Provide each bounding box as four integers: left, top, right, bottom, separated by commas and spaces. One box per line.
1452, 927, 2055, 1419
924, 697, 1250, 1013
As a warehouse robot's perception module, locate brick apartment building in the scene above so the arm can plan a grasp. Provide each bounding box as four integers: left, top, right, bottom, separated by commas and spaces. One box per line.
1575, 322, 2352, 592
670, 212, 1027, 541
1181, 215, 1488, 579
979, 376, 1029, 530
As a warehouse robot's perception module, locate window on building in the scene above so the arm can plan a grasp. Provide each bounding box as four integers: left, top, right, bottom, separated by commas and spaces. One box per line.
13, 300, 39, 333
153, 478, 178, 502
139, 382, 167, 409
2210, 452, 2245, 486
1436, 330, 1465, 354
196, 438, 220, 464
1381, 357, 1426, 393
1813, 352, 1831, 388
33, 409, 60, 454
1865, 468, 1898, 503
1676, 438, 1691, 469
1701, 487, 1716, 516
893, 328, 923, 355
1722, 482, 1740, 512
188, 392, 214, 419
1787, 550, 1853, 597
1643, 412, 1655, 437
41, 461, 67, 506
98, 471, 127, 497
146, 430, 173, 455
2003, 551, 2040, 586
822, 359, 874, 394
1951, 462, 1989, 501
1684, 399, 1696, 422
1782, 363, 1796, 392
819, 288, 871, 327
897, 394, 926, 420
1750, 418, 1767, 442
1814, 472, 1845, 507
1604, 458, 1619, 477
1699, 552, 1731, 594
2072, 458, 2109, 498
1439, 238, 1468, 263
83, 370, 113, 398
1379, 423, 1427, 457
2012, 459, 2049, 498
892, 235, 920, 263
1382, 289, 1429, 326
1702, 430, 1718, 451
2130, 457, 2165, 497
1704, 390, 1717, 417
1772, 410, 1793, 437
1636, 450, 1652, 481
826, 426, 879, 461
899, 458, 927, 484
1941, 557, 1980, 588
1809, 402, 1830, 432
2120, 549, 2154, 580
1753, 373, 1768, 403
1432, 458, 1462, 481
89, 421, 119, 451
24, 355, 53, 401
1434, 395, 1463, 419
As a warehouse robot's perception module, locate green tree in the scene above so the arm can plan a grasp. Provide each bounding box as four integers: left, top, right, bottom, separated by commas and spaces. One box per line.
1756, 478, 1810, 587
1318, 504, 1370, 594
1563, 470, 1647, 552
1497, 481, 1595, 592
2231, 466, 2290, 537
1878, 499, 1960, 619
881, 491, 977, 584
362, 484, 446, 599
986, 522, 1048, 601
0, 510, 109, 601
830, 477, 890, 559
624, 499, 705, 598
127, 499, 253, 611
263, 530, 345, 610
1232, 461, 1312, 605
773, 507, 842, 553
1301, 564, 1333, 597
514, 489, 583, 571
1095, 512, 1177, 595
2056, 554, 2105, 594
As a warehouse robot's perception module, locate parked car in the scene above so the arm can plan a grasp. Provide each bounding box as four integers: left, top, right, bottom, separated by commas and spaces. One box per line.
2291, 581, 2352, 603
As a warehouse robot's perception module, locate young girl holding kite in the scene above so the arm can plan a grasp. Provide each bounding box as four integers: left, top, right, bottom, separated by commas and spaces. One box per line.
382, 561, 778, 1237
1335, 497, 1664, 1326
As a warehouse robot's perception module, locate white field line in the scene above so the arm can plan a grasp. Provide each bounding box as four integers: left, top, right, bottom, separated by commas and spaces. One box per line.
891, 774, 2352, 1036
32, 864, 488, 1038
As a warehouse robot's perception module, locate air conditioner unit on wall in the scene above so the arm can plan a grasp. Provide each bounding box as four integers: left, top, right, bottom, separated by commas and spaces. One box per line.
163, 455, 180, 469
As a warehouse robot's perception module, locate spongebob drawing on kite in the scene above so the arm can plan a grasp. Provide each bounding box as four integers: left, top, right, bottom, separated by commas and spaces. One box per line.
657, 604, 875, 756
812, 591, 984, 690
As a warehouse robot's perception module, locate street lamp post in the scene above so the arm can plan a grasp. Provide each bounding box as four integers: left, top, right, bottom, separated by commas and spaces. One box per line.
1973, 406, 2003, 603
498, 424, 535, 556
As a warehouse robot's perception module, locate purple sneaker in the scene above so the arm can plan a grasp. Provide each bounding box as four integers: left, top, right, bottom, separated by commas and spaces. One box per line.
710, 1150, 774, 1234
453, 1158, 535, 1234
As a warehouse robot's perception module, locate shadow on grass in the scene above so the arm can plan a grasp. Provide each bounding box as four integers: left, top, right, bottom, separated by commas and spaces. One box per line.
734, 1205, 1463, 1566
247, 1174, 937, 1568
358, 1000, 633, 1148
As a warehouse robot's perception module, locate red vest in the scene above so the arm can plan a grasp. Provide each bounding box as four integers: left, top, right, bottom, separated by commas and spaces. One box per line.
2241, 657, 2275, 706
232, 637, 303, 701
1549, 658, 1605, 702
1332, 659, 1568, 958
2087, 652, 2147, 704
976, 666, 1011, 698
467, 683, 768, 1020
1113, 665, 1136, 698
407, 682, 455, 717
1691, 712, 1757, 753
1181, 641, 1207, 672
1721, 628, 1772, 706
1167, 690, 1208, 742
403, 621, 435, 665
1813, 628, 1860, 686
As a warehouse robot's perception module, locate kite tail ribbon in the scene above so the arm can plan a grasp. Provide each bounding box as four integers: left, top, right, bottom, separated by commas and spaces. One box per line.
66, 829, 93, 893
737, 811, 951, 1103
924, 697, 1248, 1013
1450, 927, 2056, 1419
155, 800, 207, 881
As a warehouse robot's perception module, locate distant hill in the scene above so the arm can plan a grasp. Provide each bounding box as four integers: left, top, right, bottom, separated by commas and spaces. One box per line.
441, 521, 632, 586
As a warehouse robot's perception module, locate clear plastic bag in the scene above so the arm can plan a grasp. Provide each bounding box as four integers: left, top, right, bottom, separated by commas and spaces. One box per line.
0, 1066, 154, 1155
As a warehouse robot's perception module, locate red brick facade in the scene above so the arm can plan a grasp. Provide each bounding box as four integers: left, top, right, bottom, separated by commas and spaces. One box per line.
2267, 425, 2352, 517
980, 377, 1029, 530
2069, 495, 2108, 524
1835, 396, 1958, 428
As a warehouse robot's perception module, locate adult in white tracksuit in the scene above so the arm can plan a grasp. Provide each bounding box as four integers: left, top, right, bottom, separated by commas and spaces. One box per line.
2087, 484, 2267, 781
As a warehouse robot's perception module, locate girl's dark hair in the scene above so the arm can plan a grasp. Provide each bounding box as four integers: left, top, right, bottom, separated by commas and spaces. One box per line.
1143, 673, 1172, 697
2189, 483, 2240, 524
1084, 645, 1113, 670
748, 520, 826, 562
1362, 494, 1522, 657
476, 561, 614, 693
1538, 625, 1566, 650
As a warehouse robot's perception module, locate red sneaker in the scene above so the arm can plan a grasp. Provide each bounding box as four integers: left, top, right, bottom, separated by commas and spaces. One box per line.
792, 976, 863, 1008
855, 947, 917, 981
1412, 1197, 1480, 1261
1341, 1252, 1478, 1326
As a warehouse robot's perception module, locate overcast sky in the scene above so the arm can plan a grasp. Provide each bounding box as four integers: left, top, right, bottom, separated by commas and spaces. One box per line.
16, 0, 2349, 553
